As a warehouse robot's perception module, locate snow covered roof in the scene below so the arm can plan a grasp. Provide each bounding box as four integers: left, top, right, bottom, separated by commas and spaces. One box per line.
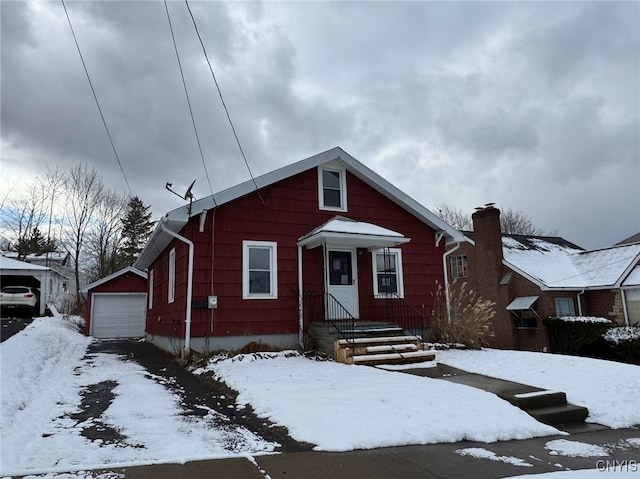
2, 251, 69, 263
0, 256, 50, 271
501, 237, 640, 290
137, 147, 462, 269
298, 216, 410, 250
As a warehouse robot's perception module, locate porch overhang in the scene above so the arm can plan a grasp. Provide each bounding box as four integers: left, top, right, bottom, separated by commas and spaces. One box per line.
297, 216, 410, 250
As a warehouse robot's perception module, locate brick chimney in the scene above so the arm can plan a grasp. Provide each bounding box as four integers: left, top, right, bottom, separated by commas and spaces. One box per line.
472, 205, 503, 285
472, 205, 511, 348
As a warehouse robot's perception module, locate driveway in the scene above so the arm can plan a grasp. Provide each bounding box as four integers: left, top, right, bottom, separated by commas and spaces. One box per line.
77, 340, 312, 453
1, 316, 34, 342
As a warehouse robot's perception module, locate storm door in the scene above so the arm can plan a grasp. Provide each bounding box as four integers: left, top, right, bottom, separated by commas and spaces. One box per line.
326, 249, 359, 319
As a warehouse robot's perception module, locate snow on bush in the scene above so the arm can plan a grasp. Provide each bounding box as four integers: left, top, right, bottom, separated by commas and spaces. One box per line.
604, 326, 640, 344
556, 316, 611, 323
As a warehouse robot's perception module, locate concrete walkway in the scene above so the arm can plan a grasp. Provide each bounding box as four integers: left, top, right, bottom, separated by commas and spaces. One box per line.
82, 426, 640, 478
401, 363, 595, 432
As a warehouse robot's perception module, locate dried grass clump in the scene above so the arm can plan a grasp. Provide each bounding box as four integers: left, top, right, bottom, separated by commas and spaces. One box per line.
232, 341, 283, 356
430, 281, 495, 349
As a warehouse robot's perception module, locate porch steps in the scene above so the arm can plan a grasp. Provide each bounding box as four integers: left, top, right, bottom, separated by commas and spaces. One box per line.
336, 334, 435, 366
309, 322, 435, 366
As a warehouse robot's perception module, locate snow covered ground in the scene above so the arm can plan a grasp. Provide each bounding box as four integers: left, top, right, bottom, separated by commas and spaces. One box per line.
0, 316, 275, 477
2, 315, 639, 478
436, 348, 640, 428
197, 352, 559, 451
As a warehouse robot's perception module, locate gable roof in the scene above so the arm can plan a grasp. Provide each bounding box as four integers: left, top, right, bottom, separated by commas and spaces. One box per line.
463, 232, 640, 290
136, 147, 463, 269
0, 255, 51, 271
81, 266, 148, 293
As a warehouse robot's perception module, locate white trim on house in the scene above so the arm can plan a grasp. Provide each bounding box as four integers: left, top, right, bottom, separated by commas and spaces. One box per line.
136, 147, 463, 270
371, 248, 405, 298
318, 165, 348, 212
168, 248, 176, 304
81, 266, 148, 293
242, 240, 278, 299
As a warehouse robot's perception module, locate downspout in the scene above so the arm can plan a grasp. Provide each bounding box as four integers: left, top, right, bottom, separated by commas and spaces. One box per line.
442, 241, 461, 323
577, 290, 585, 316
160, 218, 194, 359
297, 245, 304, 349
621, 288, 630, 326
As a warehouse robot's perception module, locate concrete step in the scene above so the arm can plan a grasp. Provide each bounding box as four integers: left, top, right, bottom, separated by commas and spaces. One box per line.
504, 390, 568, 410
527, 404, 589, 426
352, 350, 436, 366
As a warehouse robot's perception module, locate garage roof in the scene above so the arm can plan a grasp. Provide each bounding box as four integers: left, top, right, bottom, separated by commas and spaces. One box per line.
81, 266, 148, 293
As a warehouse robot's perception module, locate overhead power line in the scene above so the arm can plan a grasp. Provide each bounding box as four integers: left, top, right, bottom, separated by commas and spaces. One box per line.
163, 0, 216, 205
183, 0, 265, 205
60, 0, 133, 196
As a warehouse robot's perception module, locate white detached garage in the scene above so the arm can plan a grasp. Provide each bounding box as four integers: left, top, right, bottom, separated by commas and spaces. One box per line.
82, 267, 148, 339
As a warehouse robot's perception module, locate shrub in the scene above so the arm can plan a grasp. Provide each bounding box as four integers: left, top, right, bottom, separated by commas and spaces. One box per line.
603, 326, 640, 365
543, 316, 612, 354
430, 282, 495, 349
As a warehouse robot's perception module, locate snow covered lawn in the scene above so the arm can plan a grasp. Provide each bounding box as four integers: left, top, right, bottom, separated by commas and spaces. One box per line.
0, 317, 275, 477
2, 316, 639, 477
436, 348, 640, 428
197, 352, 560, 451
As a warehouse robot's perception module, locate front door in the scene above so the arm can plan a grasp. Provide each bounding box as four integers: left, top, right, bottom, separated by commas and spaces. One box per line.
326, 249, 359, 319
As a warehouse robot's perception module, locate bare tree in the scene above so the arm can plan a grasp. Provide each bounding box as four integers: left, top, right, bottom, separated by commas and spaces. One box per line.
63, 164, 105, 302
435, 203, 473, 231
85, 189, 128, 282
1, 182, 49, 259
499, 207, 546, 235
435, 203, 549, 235
41, 166, 67, 266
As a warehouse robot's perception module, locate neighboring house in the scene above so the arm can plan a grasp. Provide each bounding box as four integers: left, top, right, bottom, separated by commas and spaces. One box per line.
81, 267, 148, 339
447, 206, 640, 351
0, 251, 81, 301
135, 147, 463, 356
0, 255, 66, 315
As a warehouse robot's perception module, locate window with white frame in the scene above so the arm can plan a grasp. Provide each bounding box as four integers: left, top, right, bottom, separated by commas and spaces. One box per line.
318, 166, 347, 211
555, 297, 575, 316
450, 255, 469, 279
168, 248, 175, 304
372, 248, 404, 297
243, 241, 278, 299
148, 269, 154, 310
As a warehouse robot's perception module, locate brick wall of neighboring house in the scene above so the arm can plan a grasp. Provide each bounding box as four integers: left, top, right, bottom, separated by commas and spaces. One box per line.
583, 289, 619, 323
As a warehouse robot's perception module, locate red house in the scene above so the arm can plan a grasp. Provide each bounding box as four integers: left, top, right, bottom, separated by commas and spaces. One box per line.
135, 147, 462, 357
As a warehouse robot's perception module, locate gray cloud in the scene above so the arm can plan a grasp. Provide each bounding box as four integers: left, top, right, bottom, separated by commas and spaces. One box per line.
1, 1, 638, 249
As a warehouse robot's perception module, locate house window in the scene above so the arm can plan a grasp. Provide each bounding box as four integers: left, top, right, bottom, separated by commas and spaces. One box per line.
318, 167, 347, 211
148, 269, 154, 310
372, 248, 404, 298
168, 248, 175, 304
555, 297, 575, 316
450, 255, 468, 279
243, 241, 278, 299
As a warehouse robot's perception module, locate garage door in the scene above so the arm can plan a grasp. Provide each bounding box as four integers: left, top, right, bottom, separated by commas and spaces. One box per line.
91, 293, 146, 339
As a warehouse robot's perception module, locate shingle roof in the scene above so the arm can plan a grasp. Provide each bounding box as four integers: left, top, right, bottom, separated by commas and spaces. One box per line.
497, 235, 640, 290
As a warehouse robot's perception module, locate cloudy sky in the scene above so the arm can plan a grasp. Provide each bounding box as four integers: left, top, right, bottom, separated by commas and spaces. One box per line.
2, 1, 638, 250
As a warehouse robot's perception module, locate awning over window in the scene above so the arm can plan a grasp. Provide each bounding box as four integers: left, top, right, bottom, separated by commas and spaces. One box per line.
506, 296, 539, 311
298, 216, 410, 250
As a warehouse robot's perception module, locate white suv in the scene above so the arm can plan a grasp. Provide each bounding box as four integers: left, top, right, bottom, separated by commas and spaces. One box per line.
0, 286, 39, 315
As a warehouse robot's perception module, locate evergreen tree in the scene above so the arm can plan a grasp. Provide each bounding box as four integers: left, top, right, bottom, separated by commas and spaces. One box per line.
120, 196, 154, 266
